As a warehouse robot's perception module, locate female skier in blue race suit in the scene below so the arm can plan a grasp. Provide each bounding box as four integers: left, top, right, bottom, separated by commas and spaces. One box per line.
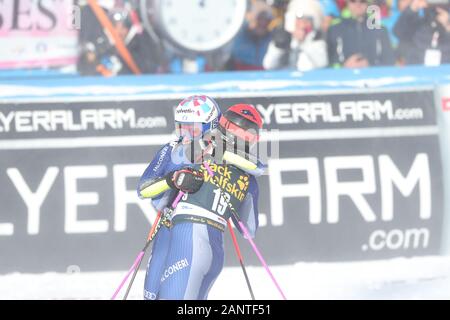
138, 96, 264, 300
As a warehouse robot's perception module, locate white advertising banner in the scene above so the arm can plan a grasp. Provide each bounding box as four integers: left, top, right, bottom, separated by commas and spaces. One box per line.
0, 0, 78, 69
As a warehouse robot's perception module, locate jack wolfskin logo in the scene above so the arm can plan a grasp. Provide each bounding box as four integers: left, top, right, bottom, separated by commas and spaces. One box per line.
237, 175, 249, 191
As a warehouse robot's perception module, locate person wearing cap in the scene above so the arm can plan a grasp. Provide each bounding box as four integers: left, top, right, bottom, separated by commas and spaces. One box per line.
327, 0, 396, 68
228, 0, 274, 70
263, 0, 328, 72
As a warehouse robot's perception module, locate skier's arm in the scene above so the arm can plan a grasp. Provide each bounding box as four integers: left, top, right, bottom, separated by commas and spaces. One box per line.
139, 177, 171, 199
138, 143, 174, 199
223, 151, 267, 177
165, 168, 204, 194
139, 169, 204, 198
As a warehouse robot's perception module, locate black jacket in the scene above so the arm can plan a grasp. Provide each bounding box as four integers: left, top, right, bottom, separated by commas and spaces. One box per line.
394, 8, 450, 65
327, 16, 396, 67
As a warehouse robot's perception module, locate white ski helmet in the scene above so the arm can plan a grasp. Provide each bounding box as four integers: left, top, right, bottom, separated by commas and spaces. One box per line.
174, 95, 221, 140
284, 0, 324, 32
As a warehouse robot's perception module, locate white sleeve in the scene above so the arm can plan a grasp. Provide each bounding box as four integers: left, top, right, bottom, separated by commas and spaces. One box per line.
296, 39, 329, 72
263, 42, 288, 70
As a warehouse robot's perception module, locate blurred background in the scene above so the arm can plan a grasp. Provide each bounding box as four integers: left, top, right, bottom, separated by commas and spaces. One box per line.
0, 0, 450, 300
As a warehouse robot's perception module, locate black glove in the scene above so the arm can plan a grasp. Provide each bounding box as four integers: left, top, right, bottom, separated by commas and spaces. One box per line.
165, 167, 204, 194
272, 28, 292, 50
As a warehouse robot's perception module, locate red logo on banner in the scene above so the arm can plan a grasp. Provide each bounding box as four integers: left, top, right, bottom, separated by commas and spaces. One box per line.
443, 98, 450, 112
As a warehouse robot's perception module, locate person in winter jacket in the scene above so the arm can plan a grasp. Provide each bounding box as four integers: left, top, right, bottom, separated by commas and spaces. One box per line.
394, 0, 450, 66
381, 0, 413, 49
327, 0, 396, 68
228, 0, 273, 71
263, 0, 329, 71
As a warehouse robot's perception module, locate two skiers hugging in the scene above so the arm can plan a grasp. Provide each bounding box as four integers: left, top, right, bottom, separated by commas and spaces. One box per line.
137, 95, 265, 300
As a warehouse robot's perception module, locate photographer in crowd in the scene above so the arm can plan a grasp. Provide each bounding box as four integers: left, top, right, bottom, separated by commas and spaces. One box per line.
77, 1, 161, 76
394, 0, 450, 66
263, 0, 328, 71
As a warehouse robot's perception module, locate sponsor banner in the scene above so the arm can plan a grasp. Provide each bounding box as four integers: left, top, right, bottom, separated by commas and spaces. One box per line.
225, 90, 436, 130
0, 89, 444, 273
0, 100, 174, 139
0, 0, 78, 69
253, 137, 443, 263
218, 91, 443, 263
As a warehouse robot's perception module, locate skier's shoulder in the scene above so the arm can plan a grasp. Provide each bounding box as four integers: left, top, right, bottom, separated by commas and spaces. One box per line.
223, 151, 266, 177
148, 138, 182, 169
232, 159, 264, 198
155, 138, 181, 156
246, 160, 267, 178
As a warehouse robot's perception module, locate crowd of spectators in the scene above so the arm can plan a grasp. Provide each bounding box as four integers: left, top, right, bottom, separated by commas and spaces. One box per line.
77, 0, 450, 76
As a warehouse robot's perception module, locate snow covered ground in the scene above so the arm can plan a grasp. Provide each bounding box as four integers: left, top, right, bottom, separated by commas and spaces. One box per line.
1, 256, 450, 300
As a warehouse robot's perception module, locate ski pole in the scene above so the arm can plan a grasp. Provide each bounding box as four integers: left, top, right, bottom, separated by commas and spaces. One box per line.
227, 220, 255, 300
111, 211, 162, 300
115, 189, 185, 300
204, 162, 287, 300
122, 211, 164, 300
235, 219, 286, 300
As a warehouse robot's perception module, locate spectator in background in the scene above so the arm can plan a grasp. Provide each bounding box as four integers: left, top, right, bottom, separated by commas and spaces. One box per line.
268, 0, 290, 31
394, 0, 450, 66
382, 0, 413, 48
398, 0, 414, 10
336, 0, 348, 10
228, 0, 273, 71
373, 0, 391, 16
78, 2, 161, 76
263, 0, 328, 71
319, 0, 342, 32
327, 0, 396, 68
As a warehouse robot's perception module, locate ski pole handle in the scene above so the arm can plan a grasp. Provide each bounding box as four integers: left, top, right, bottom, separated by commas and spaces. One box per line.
171, 191, 185, 209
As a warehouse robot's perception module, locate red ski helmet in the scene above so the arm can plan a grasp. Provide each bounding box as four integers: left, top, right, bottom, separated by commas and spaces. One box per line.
218, 104, 263, 146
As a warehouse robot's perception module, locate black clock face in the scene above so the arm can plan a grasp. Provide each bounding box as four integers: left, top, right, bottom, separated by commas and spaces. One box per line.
144, 0, 247, 53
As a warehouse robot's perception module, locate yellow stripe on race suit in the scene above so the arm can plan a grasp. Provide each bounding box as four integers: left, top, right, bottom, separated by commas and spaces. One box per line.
140, 179, 171, 199
223, 151, 258, 171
